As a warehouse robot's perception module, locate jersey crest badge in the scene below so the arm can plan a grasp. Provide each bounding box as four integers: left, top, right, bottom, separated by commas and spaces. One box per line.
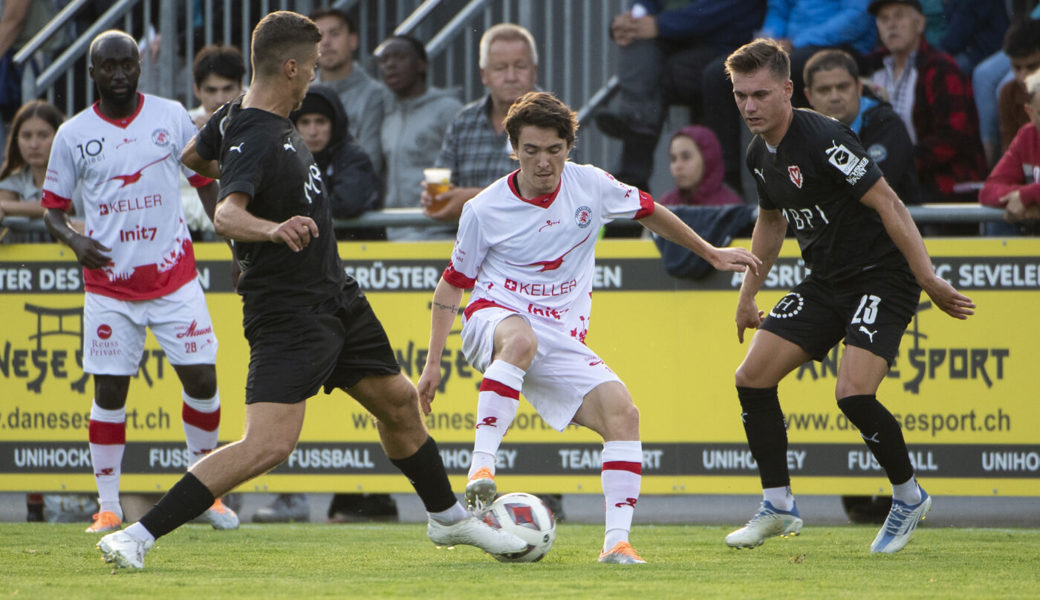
151, 128, 171, 147
788, 165, 803, 189
574, 206, 592, 228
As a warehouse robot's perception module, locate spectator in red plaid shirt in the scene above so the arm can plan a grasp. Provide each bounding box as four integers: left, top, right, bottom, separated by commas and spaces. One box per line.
865, 0, 987, 211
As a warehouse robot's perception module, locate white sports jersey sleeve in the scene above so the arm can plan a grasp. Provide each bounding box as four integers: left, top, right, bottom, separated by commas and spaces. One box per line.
443, 201, 490, 288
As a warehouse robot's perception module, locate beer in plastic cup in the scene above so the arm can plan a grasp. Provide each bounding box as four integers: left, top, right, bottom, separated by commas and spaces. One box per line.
424, 168, 452, 209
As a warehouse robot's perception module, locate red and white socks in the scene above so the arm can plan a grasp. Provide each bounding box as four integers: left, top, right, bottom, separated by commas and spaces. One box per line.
181, 390, 220, 467
468, 360, 524, 479
601, 440, 642, 551
88, 400, 126, 519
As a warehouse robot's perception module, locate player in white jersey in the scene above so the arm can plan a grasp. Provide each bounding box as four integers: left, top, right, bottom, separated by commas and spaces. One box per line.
42, 30, 238, 534
417, 92, 761, 564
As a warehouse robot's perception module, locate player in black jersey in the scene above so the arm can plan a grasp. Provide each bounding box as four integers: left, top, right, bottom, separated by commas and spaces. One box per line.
96, 11, 525, 570
721, 39, 975, 554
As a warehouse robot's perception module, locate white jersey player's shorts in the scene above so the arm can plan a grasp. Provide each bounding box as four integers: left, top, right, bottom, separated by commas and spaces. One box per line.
83, 278, 218, 375
461, 306, 623, 431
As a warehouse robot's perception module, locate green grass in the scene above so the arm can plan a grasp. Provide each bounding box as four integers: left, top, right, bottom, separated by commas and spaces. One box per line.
3, 523, 1039, 599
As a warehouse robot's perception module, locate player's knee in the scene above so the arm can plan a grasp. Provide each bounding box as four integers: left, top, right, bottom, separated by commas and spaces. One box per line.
93, 376, 130, 409
377, 381, 422, 429
182, 366, 217, 399
498, 326, 538, 366
734, 364, 755, 388
603, 401, 639, 439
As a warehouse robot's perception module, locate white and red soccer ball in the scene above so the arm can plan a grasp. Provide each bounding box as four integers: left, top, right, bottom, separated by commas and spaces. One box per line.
481, 492, 556, 562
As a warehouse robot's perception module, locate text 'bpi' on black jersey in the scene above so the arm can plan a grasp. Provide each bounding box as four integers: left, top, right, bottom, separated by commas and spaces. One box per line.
746, 109, 908, 282
196, 99, 346, 314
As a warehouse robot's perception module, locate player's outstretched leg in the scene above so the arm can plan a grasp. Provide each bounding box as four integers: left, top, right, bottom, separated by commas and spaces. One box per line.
725, 498, 803, 549
466, 360, 525, 512
871, 483, 931, 554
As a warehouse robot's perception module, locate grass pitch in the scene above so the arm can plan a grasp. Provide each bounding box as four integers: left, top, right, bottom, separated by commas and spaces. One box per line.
3, 522, 1039, 599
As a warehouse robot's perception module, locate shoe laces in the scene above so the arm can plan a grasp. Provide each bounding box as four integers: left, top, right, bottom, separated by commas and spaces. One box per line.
882, 501, 917, 535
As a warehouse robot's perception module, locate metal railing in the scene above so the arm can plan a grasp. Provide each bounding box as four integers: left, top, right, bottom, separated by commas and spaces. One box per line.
1, 205, 1013, 240
15, 0, 626, 167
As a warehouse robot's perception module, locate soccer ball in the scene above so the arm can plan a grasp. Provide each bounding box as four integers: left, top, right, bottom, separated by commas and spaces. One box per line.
481, 492, 556, 562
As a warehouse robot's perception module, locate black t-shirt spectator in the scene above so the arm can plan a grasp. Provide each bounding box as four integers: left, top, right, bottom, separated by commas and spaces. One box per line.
197, 99, 346, 314
747, 109, 907, 282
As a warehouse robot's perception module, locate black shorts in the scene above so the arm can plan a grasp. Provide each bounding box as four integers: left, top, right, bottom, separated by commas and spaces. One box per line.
242, 285, 401, 404
759, 267, 920, 365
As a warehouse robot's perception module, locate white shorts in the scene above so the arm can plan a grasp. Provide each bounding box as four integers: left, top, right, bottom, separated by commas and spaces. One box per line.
461, 307, 623, 431
83, 278, 218, 375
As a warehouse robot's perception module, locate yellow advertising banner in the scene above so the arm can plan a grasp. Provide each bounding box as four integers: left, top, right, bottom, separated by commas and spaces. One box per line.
1, 239, 1037, 496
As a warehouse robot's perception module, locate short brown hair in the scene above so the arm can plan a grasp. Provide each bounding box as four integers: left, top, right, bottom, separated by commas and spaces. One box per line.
505, 91, 578, 148
251, 11, 321, 77
725, 38, 791, 82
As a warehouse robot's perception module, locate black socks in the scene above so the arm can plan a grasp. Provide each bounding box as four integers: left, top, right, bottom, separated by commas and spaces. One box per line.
139, 472, 215, 539
736, 385, 790, 489
390, 436, 457, 513
838, 394, 914, 485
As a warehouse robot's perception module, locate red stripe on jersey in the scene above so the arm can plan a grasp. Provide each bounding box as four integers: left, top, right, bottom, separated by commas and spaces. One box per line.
187, 173, 214, 188
88, 420, 126, 445
507, 170, 562, 208
602, 460, 642, 475
182, 403, 220, 432
92, 93, 146, 129
443, 261, 475, 289
633, 190, 656, 220
41, 189, 72, 211
463, 298, 515, 319
83, 237, 198, 301
479, 378, 520, 399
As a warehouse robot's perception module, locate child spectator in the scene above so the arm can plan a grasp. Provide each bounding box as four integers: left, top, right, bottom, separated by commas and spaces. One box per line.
0, 100, 81, 242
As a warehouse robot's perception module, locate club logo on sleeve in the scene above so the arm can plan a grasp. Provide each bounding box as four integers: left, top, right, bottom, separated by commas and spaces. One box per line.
151, 128, 171, 147
826, 140, 870, 184
574, 206, 592, 228
788, 165, 803, 189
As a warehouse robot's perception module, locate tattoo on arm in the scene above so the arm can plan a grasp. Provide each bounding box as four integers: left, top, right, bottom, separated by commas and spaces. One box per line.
432, 301, 458, 313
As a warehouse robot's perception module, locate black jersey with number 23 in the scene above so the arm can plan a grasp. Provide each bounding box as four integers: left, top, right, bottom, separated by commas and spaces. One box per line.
747, 109, 909, 282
